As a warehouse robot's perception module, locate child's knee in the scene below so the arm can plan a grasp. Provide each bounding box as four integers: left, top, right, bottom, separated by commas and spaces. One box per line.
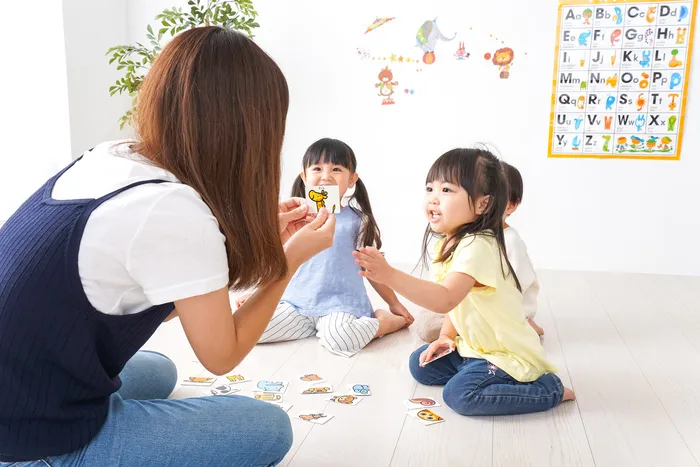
442, 386, 481, 416
408, 345, 431, 384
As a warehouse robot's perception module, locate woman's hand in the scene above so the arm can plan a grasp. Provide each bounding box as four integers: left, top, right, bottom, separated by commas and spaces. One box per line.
278, 198, 314, 245
284, 208, 335, 270
419, 335, 456, 367
234, 293, 252, 309
353, 247, 395, 285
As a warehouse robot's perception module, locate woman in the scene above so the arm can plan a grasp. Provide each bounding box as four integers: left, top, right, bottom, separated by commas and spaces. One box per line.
0, 27, 334, 465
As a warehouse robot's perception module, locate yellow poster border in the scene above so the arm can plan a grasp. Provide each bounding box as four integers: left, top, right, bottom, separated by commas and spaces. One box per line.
547, 0, 697, 161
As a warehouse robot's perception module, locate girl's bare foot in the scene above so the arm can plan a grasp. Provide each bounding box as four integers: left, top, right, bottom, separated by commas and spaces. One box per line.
528, 318, 544, 336
375, 309, 408, 337
562, 387, 576, 402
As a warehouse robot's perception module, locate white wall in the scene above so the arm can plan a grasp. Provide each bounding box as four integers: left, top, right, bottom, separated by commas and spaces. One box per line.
125, 0, 700, 275
62, 0, 131, 157
0, 1, 72, 222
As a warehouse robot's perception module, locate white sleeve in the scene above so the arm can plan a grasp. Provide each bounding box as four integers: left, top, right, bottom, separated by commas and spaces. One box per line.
505, 229, 539, 318
126, 185, 230, 305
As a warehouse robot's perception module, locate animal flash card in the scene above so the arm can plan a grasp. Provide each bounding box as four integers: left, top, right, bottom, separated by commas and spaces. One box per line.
256, 380, 288, 394
225, 374, 250, 384
328, 395, 363, 406
406, 409, 445, 426
297, 413, 334, 425
210, 384, 240, 396
347, 384, 371, 396
253, 392, 283, 402
298, 373, 326, 384
420, 347, 454, 367
305, 185, 341, 214
404, 397, 441, 410
181, 376, 216, 387
301, 386, 334, 395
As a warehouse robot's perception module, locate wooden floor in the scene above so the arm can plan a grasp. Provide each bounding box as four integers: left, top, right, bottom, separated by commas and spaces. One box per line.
144, 271, 700, 467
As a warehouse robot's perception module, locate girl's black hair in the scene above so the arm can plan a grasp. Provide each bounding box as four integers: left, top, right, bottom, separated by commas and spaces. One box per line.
291, 138, 381, 249
421, 147, 521, 291
502, 162, 523, 205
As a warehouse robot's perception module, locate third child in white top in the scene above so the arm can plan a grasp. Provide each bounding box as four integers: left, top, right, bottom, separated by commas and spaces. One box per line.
502, 162, 544, 336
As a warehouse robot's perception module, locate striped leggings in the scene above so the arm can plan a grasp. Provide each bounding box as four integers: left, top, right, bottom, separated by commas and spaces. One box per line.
259, 302, 380, 357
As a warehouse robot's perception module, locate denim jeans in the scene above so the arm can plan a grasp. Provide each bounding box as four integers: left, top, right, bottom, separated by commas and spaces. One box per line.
409, 344, 564, 416
3, 350, 292, 466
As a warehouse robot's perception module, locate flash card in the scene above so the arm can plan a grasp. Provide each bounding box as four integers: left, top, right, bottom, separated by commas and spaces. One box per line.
299, 373, 326, 384
271, 402, 293, 412
225, 374, 250, 384
404, 397, 441, 410
297, 413, 334, 425
256, 380, 288, 394
328, 395, 363, 406
301, 385, 333, 395
305, 185, 341, 214
181, 376, 216, 387
420, 348, 454, 367
347, 384, 371, 396
406, 409, 445, 426
253, 392, 284, 402
210, 384, 240, 396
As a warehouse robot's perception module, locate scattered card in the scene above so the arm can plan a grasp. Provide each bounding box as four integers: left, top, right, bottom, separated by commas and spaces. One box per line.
406, 409, 445, 426
181, 376, 216, 387
297, 412, 334, 425
328, 394, 363, 406
420, 347, 454, 367
404, 397, 441, 410
210, 384, 241, 396
253, 392, 284, 402
270, 402, 293, 412
301, 385, 334, 395
225, 374, 251, 384
305, 185, 341, 214
348, 384, 371, 396
299, 373, 326, 384
255, 380, 288, 394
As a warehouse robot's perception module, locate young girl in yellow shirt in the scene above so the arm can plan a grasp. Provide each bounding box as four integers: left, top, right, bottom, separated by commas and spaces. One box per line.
354, 148, 575, 416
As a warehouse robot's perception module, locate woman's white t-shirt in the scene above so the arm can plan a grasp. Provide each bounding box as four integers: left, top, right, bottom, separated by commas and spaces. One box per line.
52, 141, 229, 315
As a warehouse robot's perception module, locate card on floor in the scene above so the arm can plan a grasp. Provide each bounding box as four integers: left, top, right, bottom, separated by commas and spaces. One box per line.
327, 395, 363, 406
347, 384, 371, 396
181, 376, 216, 387
406, 409, 445, 426
253, 392, 284, 402
297, 413, 334, 425
271, 402, 293, 412
210, 384, 241, 396
256, 380, 288, 394
420, 347, 454, 367
301, 385, 333, 395
404, 397, 441, 410
298, 373, 326, 384
225, 374, 251, 384
305, 185, 341, 214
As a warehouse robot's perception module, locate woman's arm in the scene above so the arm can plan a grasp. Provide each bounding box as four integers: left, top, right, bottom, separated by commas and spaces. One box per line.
354, 247, 474, 314
176, 208, 335, 375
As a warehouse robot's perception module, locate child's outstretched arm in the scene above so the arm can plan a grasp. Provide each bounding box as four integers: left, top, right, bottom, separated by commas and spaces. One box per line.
353, 247, 474, 314
367, 279, 415, 325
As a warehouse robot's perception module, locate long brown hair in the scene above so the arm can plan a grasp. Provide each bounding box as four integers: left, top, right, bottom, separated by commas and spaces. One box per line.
291, 138, 381, 249
421, 148, 521, 292
133, 26, 289, 290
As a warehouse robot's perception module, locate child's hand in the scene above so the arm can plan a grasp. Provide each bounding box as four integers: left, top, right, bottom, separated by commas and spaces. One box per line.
389, 303, 414, 326
234, 293, 252, 309
353, 247, 394, 284
419, 335, 456, 367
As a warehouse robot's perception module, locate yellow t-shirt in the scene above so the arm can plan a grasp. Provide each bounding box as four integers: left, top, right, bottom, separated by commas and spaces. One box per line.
430, 234, 557, 382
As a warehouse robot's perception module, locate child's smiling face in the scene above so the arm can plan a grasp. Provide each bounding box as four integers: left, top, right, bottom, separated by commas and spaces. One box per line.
302, 162, 358, 199
425, 181, 483, 235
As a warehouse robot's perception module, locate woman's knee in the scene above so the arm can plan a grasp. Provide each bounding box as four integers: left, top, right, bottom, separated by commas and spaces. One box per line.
119, 351, 178, 400
231, 398, 293, 463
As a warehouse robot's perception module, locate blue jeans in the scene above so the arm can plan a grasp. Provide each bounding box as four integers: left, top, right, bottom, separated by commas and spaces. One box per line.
409, 344, 564, 416
5, 351, 292, 466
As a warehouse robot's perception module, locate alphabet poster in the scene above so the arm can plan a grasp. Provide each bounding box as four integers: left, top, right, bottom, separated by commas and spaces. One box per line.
549, 0, 696, 160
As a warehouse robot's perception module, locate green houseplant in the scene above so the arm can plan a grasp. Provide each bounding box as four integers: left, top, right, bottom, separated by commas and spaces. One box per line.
107, 0, 259, 129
